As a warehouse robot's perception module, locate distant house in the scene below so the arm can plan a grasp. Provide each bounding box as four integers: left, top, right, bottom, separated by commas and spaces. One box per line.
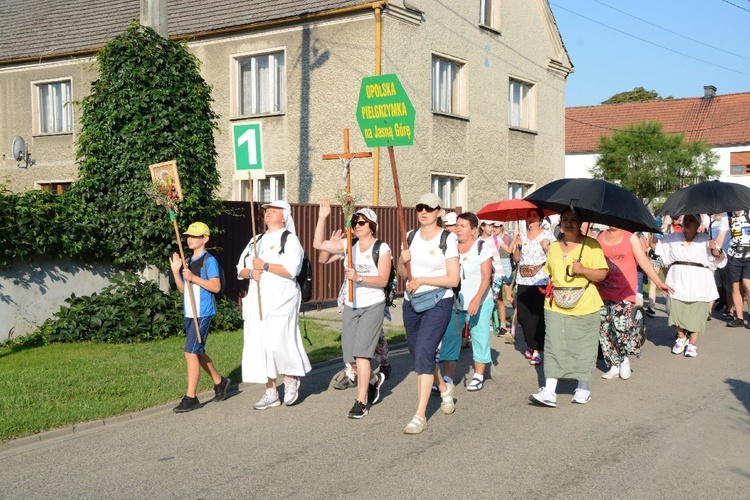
0, 0, 572, 211
565, 86, 750, 188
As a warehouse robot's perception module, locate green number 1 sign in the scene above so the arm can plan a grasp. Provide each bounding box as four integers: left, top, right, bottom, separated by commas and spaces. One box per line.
233, 123, 263, 171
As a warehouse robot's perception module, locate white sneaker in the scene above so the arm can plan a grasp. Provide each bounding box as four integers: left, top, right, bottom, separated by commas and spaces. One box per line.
529, 387, 557, 408
672, 337, 688, 355
253, 391, 281, 410
684, 343, 698, 357
571, 388, 591, 404
283, 377, 300, 406
601, 365, 619, 379
619, 356, 632, 380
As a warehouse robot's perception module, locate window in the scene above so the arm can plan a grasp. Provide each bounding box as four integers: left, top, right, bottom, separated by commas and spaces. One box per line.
480, 0, 500, 29
508, 182, 532, 200
35, 181, 72, 194
431, 174, 466, 209
35, 80, 72, 134
432, 55, 466, 116
508, 79, 536, 131
730, 152, 750, 175
235, 173, 286, 202
237, 51, 285, 116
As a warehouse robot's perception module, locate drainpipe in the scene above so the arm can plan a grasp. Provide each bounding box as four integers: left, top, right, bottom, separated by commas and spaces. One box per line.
373, 3, 384, 204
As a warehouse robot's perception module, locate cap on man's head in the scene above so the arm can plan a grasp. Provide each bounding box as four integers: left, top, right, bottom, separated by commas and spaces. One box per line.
417, 193, 442, 209
354, 208, 378, 227
183, 222, 210, 236
262, 200, 291, 211
443, 212, 458, 226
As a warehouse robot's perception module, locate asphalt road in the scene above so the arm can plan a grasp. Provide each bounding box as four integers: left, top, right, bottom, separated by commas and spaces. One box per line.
1, 300, 749, 499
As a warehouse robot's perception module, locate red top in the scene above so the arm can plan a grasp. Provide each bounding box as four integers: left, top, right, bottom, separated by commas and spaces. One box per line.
596, 230, 638, 303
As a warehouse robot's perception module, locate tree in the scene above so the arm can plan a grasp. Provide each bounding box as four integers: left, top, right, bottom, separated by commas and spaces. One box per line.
602, 86, 673, 105
71, 21, 221, 268
590, 121, 720, 206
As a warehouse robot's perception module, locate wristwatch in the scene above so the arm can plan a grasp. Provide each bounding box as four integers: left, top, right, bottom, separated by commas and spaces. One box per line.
357, 275, 363, 283
263, 263, 270, 271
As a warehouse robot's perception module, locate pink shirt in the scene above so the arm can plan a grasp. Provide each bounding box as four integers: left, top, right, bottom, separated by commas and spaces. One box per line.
596, 231, 638, 303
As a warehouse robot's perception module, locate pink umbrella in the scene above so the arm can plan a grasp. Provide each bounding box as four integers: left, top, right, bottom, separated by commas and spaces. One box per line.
477, 199, 556, 222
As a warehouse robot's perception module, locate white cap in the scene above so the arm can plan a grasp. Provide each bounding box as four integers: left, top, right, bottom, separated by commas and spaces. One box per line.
354, 208, 378, 227
262, 200, 291, 211
442, 212, 457, 225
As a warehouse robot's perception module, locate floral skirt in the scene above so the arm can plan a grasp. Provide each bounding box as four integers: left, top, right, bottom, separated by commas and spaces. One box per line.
598, 300, 640, 367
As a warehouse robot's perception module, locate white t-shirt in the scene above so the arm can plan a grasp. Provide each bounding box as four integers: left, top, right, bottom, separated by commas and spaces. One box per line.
405, 229, 459, 300
344, 240, 391, 308
456, 239, 493, 311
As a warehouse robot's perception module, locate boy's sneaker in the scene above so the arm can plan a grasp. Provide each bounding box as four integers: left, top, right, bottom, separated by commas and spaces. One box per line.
726, 317, 744, 328
213, 377, 230, 402
571, 388, 591, 404
348, 400, 368, 419
333, 375, 357, 390
672, 336, 688, 355
253, 391, 281, 410
283, 377, 300, 406
684, 343, 698, 357
379, 363, 392, 381
368, 372, 386, 405
173, 395, 200, 413
529, 387, 557, 408
645, 307, 656, 318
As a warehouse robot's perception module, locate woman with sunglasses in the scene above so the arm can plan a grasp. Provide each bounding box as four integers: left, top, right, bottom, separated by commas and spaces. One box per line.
512, 207, 554, 365
529, 208, 608, 407
313, 200, 391, 419
436, 212, 493, 392
398, 193, 460, 434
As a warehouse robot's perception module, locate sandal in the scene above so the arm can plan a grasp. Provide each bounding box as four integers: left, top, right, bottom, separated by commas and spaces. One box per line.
440, 383, 456, 414
403, 415, 427, 435
529, 353, 542, 365
504, 330, 516, 344
467, 376, 484, 391
524, 348, 533, 359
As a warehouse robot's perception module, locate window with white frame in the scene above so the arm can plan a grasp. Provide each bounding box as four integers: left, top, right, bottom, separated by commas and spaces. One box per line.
237, 51, 285, 116
432, 55, 466, 116
236, 173, 286, 202
508, 79, 536, 131
480, 0, 500, 29
508, 182, 532, 200
35, 80, 72, 134
432, 174, 466, 209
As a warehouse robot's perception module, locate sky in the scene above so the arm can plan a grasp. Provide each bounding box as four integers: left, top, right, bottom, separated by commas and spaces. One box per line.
549, 0, 750, 107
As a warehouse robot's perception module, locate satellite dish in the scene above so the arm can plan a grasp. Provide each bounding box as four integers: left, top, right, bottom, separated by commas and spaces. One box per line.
11, 136, 26, 162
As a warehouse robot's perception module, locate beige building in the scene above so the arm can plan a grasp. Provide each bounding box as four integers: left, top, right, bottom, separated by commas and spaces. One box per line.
0, 0, 572, 212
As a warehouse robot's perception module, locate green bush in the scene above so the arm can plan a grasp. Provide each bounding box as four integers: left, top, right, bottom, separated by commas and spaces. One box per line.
38, 273, 182, 343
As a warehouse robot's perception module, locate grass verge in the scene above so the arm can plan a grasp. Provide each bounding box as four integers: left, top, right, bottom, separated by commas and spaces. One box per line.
0, 319, 406, 444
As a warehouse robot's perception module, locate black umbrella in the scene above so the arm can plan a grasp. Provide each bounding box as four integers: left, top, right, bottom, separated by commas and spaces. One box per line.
655, 180, 750, 218
524, 178, 660, 233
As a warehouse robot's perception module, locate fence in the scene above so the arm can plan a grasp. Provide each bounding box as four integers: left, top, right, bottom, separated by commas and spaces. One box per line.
211, 202, 458, 306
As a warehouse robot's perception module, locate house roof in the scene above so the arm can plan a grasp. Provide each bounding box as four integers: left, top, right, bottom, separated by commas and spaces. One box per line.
566, 92, 750, 154
0, 0, 373, 63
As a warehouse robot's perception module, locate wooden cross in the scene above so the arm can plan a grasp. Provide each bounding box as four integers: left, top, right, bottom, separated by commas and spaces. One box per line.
322, 128, 372, 302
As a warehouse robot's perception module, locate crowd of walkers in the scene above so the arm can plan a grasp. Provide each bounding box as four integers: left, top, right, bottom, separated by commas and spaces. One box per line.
169, 195, 740, 434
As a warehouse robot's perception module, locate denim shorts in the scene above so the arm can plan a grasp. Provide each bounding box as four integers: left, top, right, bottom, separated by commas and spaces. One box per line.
184, 316, 213, 355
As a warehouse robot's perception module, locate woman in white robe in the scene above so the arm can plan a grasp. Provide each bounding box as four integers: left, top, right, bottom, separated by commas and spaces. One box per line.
237, 200, 311, 410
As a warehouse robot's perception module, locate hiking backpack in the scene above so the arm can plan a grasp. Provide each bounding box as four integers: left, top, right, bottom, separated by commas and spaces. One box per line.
279, 230, 314, 302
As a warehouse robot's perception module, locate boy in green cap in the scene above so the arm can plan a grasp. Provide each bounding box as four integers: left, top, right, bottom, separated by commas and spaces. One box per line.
170, 221, 230, 412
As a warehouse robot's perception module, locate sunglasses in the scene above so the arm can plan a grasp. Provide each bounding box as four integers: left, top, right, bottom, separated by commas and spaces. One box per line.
416, 204, 437, 213
353, 220, 369, 227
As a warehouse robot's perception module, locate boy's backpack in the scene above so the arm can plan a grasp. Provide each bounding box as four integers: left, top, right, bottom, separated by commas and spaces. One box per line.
353, 238, 398, 308
188, 252, 226, 304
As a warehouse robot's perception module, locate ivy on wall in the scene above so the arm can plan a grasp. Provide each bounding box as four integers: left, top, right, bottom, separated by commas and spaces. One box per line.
70, 20, 222, 268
